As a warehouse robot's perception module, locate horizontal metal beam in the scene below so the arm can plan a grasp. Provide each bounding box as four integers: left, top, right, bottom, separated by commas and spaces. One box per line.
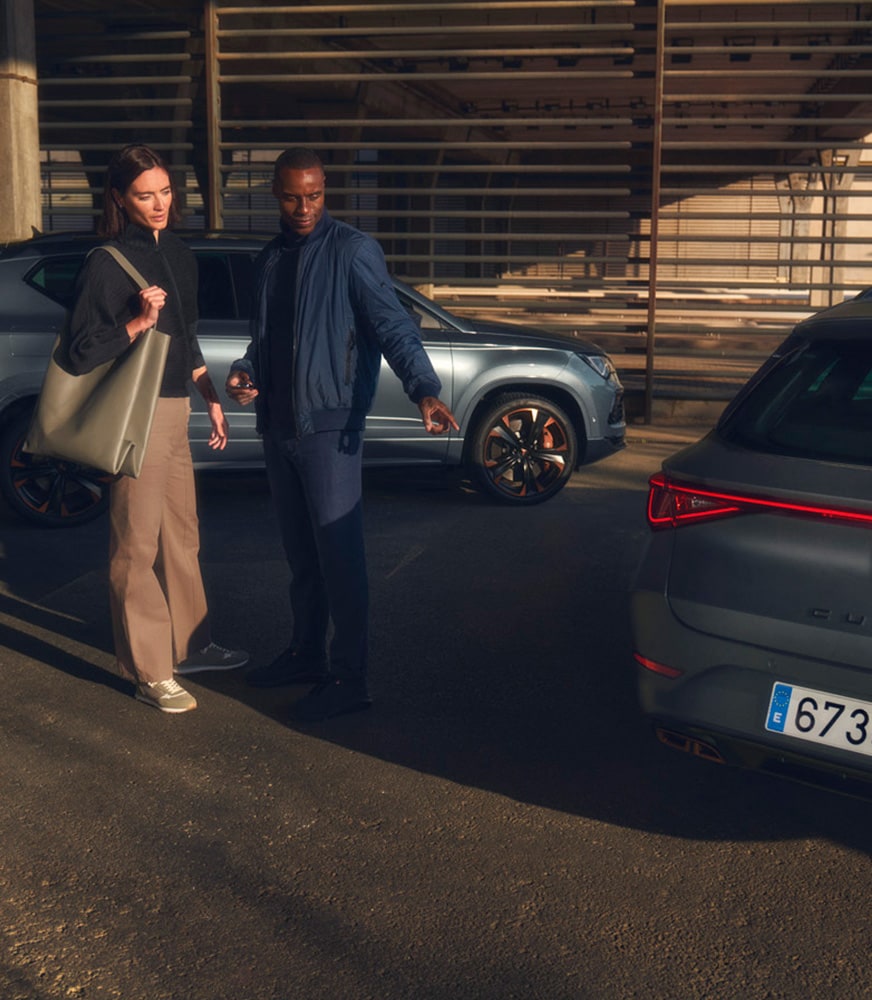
51, 53, 192, 64
221, 205, 630, 220
40, 162, 197, 173
40, 99, 191, 108
39, 76, 194, 86
658, 166, 872, 175
659, 187, 872, 197
35, 29, 193, 41
332, 188, 633, 198
218, 24, 632, 38
40, 121, 194, 130
665, 93, 872, 102
219, 222, 629, 239
659, 212, 872, 222
325, 275, 861, 291
666, 45, 872, 55
666, 19, 870, 30
218, 164, 630, 174
663, 141, 872, 150
219, 117, 636, 129
666, 0, 862, 6
662, 118, 872, 127
41, 143, 193, 152
333, 187, 633, 197
648, 256, 872, 267
217, 47, 635, 61
218, 2, 631, 12
655, 235, 872, 245
219, 140, 633, 150
666, 68, 872, 78
218, 69, 637, 82
381, 254, 631, 263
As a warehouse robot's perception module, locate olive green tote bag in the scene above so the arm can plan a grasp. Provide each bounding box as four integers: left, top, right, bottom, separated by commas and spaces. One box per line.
23, 245, 170, 479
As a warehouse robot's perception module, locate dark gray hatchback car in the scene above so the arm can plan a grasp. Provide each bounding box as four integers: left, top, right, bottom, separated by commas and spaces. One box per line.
0, 232, 625, 526
632, 289, 872, 795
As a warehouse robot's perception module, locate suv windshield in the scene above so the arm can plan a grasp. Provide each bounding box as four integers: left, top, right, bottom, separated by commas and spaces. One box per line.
720, 338, 872, 466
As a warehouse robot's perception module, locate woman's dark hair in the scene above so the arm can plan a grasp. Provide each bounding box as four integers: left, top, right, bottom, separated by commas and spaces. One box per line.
98, 143, 181, 238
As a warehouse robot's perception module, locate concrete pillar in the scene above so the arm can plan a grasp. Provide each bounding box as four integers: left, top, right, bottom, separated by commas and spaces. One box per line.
0, 0, 41, 242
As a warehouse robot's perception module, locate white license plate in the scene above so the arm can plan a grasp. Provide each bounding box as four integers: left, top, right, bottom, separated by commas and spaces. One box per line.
766, 682, 872, 758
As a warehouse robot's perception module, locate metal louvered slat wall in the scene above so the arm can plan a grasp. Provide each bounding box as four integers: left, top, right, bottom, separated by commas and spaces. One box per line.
635, 0, 872, 417
36, 6, 205, 230
204, 0, 872, 380
654, 4, 872, 301
33, 0, 872, 414
206, 0, 641, 317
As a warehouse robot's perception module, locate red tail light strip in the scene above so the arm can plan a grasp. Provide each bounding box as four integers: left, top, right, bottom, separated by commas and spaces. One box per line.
648, 473, 872, 530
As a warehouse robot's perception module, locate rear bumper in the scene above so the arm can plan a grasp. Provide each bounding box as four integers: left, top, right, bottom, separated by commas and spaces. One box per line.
632, 588, 872, 786
648, 720, 872, 798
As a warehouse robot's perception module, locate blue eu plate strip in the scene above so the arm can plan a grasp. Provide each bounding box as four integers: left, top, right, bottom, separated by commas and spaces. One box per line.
766, 682, 792, 732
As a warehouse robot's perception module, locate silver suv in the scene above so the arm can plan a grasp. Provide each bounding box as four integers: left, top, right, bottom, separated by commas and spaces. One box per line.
0, 232, 625, 526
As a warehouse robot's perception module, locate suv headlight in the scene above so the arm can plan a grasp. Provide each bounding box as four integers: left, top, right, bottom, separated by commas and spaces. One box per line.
579, 352, 617, 381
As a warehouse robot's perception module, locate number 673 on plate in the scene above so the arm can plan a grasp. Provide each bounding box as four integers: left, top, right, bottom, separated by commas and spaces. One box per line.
766, 681, 872, 758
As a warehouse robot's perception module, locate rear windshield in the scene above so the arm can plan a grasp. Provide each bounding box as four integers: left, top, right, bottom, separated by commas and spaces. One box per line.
719, 338, 872, 466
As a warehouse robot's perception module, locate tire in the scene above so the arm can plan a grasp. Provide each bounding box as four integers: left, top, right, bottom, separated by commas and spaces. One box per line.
469, 393, 578, 505
0, 406, 113, 527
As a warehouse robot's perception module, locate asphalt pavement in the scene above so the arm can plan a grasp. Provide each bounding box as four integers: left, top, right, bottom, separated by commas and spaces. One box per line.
4, 413, 872, 1000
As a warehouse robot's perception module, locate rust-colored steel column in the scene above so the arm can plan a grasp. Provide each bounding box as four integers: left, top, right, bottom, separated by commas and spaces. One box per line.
644, 0, 666, 425
204, 0, 222, 230
0, 0, 41, 241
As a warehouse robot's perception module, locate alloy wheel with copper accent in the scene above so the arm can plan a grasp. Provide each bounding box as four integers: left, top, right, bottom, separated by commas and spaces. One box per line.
0, 408, 113, 527
470, 393, 578, 505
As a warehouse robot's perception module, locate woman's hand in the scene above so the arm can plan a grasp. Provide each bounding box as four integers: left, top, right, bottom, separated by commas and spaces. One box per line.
193, 367, 229, 450
126, 285, 166, 341
207, 402, 229, 450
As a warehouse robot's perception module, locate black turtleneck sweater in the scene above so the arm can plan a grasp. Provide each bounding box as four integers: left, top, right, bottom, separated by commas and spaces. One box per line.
264, 224, 305, 437
66, 223, 204, 397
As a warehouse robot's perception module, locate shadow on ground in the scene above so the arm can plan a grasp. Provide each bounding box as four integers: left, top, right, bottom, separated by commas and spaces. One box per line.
2, 464, 870, 858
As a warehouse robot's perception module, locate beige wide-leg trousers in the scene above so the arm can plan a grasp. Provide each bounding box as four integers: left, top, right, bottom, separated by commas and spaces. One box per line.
109, 397, 210, 685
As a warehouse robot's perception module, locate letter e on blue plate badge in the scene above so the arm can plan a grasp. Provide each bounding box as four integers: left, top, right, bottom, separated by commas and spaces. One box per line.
766, 682, 792, 733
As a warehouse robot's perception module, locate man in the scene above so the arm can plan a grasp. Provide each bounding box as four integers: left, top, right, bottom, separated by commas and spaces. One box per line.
226, 148, 458, 723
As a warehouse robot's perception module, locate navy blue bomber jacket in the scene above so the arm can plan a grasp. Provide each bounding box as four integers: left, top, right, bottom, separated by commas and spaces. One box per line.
233, 209, 443, 437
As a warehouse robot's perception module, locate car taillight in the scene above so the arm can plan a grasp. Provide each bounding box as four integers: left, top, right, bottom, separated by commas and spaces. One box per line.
647, 472, 872, 531
647, 473, 742, 529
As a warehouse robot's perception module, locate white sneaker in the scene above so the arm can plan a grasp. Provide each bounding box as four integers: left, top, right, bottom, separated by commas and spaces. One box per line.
176, 642, 249, 675
136, 678, 198, 713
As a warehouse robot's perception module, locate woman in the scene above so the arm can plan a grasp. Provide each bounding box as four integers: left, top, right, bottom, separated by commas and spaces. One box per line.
67, 143, 247, 713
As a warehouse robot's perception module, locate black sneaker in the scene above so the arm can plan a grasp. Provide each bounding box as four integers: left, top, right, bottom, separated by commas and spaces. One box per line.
245, 648, 328, 688
288, 678, 372, 723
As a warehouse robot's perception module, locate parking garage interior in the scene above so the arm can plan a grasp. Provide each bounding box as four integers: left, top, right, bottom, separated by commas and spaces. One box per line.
3, 0, 872, 413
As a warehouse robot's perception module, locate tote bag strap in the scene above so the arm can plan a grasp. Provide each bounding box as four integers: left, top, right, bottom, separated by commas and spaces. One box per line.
90, 244, 151, 291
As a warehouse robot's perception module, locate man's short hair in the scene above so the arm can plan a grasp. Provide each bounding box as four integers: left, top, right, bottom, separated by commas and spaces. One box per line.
273, 148, 324, 180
